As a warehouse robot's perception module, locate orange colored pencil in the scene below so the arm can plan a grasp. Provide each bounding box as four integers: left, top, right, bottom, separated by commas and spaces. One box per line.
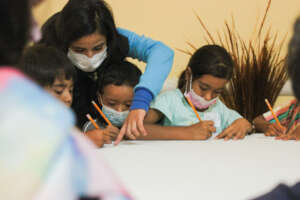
264, 99, 284, 129
86, 114, 100, 129
185, 97, 202, 121
91, 100, 112, 126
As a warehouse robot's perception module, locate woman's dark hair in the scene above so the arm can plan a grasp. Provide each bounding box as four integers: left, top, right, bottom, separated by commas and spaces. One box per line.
40, 0, 128, 63
18, 44, 76, 87
287, 17, 300, 100
40, 0, 130, 128
0, 0, 31, 66
178, 45, 234, 89
98, 61, 142, 93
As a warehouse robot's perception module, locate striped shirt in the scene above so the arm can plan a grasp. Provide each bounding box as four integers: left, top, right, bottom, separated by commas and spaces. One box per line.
263, 99, 300, 132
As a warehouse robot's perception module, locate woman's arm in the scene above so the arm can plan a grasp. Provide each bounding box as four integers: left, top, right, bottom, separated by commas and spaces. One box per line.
115, 28, 174, 144
117, 28, 174, 97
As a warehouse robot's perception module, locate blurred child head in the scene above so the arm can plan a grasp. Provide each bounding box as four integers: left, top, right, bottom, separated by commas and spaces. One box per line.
97, 61, 141, 127
19, 44, 76, 107
178, 44, 233, 110
288, 17, 300, 100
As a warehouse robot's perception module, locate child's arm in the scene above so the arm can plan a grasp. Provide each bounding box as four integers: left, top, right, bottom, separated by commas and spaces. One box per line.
135, 121, 216, 140
144, 108, 164, 124
216, 118, 252, 140
253, 115, 286, 136
253, 115, 270, 132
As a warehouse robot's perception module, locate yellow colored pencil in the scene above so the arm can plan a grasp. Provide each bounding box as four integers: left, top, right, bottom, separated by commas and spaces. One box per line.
91, 100, 112, 126
264, 99, 284, 129
86, 114, 100, 129
185, 97, 202, 122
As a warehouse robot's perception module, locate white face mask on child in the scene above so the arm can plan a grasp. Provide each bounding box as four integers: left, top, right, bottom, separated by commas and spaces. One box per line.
101, 104, 129, 127
184, 75, 217, 110
67, 47, 107, 72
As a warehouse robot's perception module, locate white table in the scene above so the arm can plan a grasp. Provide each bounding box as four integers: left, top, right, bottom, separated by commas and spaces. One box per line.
99, 134, 300, 200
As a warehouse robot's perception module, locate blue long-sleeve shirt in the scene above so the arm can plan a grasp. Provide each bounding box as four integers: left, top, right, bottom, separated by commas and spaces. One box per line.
117, 28, 174, 111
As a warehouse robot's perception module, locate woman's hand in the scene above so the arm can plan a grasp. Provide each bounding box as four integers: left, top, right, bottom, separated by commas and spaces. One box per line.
216, 118, 251, 140
265, 123, 286, 136
115, 109, 147, 145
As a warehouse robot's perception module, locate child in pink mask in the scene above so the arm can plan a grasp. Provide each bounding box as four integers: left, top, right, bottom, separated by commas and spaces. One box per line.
140, 45, 252, 140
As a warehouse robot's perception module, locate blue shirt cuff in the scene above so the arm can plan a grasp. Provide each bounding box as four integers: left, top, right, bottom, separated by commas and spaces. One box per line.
130, 87, 153, 112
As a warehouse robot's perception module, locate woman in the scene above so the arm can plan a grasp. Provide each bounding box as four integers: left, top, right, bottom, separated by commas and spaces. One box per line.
40, 0, 174, 144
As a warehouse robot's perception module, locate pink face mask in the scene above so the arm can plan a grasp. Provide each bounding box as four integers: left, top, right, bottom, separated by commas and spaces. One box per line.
184, 75, 217, 110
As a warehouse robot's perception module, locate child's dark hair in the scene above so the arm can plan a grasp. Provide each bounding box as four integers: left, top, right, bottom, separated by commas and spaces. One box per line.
18, 44, 76, 87
288, 17, 300, 100
178, 45, 233, 89
98, 61, 141, 93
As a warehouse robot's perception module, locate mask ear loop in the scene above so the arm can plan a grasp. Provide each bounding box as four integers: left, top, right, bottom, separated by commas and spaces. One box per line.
184, 72, 193, 95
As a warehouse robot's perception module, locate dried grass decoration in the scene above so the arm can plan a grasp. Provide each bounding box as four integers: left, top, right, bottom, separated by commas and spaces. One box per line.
179, 0, 288, 122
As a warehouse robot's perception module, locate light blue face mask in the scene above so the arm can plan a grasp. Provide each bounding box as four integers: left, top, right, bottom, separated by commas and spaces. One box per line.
101, 104, 129, 127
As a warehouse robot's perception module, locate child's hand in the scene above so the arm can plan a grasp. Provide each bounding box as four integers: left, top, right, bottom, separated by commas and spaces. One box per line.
265, 124, 286, 136
276, 125, 300, 141
103, 125, 120, 141
115, 109, 147, 145
85, 129, 106, 147
186, 120, 216, 140
216, 118, 251, 140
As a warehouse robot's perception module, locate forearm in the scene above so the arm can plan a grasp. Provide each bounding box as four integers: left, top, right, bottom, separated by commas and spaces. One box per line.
253, 115, 270, 132
136, 124, 192, 140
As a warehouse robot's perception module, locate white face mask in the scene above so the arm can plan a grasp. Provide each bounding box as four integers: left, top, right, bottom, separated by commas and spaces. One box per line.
67, 47, 107, 72
102, 104, 129, 127
184, 75, 217, 110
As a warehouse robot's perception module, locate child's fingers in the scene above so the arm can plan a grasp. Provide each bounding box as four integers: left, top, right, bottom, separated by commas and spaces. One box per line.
202, 120, 214, 126
224, 131, 235, 141
107, 125, 120, 133
114, 124, 127, 145
106, 126, 120, 140
264, 131, 270, 136
103, 135, 112, 144
208, 126, 216, 133
266, 127, 278, 136
216, 126, 232, 139
274, 125, 286, 135
275, 134, 285, 140
234, 131, 245, 140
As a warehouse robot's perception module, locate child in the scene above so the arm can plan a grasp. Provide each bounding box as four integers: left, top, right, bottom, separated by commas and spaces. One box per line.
252, 18, 300, 200
253, 99, 300, 137
19, 44, 107, 147
19, 44, 76, 107
83, 61, 142, 141
140, 45, 252, 140
275, 17, 300, 141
